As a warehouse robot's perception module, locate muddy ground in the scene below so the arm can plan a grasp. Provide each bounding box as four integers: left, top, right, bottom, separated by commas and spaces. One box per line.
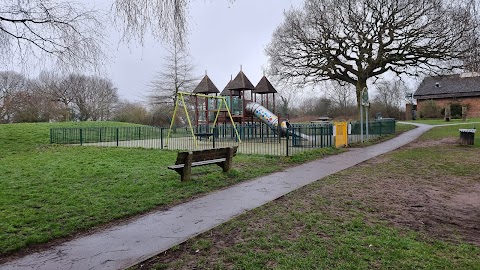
357, 138, 480, 246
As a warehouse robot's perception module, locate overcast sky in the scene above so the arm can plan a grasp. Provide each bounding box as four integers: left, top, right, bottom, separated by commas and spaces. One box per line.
101, 0, 304, 103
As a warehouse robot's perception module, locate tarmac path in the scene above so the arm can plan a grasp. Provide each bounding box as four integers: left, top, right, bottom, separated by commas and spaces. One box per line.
1, 123, 434, 270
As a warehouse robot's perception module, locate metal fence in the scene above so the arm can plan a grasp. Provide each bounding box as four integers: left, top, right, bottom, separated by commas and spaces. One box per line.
348, 118, 396, 144
50, 120, 395, 156
50, 124, 334, 156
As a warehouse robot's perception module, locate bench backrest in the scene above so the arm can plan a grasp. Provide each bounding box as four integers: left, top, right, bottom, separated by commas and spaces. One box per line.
175, 146, 238, 164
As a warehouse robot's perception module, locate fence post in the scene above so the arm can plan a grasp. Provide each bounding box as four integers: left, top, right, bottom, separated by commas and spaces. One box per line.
320, 126, 324, 148
80, 129, 83, 146
286, 127, 290, 157
160, 128, 164, 149
212, 127, 216, 149
50, 129, 53, 144
278, 123, 281, 144
138, 127, 141, 140
329, 124, 333, 146
116, 128, 119, 147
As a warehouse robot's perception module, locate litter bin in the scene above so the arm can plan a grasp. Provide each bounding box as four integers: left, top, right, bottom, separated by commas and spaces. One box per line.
459, 128, 476, 145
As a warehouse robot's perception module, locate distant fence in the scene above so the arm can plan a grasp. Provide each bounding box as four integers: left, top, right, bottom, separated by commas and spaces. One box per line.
50, 120, 396, 156
348, 118, 396, 144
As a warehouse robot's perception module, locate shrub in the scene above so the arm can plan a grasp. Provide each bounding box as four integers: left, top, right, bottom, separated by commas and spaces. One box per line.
420, 100, 442, 119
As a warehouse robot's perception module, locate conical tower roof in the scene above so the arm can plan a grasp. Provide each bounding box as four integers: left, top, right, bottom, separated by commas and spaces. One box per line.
254, 76, 277, 94
193, 75, 220, 94
228, 70, 255, 90
220, 76, 241, 96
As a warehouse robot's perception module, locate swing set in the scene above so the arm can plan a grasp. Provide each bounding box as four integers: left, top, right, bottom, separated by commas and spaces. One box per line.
166, 92, 242, 148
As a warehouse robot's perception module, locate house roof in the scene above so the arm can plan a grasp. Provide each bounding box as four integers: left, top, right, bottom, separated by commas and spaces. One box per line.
227, 70, 255, 91
193, 75, 219, 94
254, 76, 277, 94
414, 73, 480, 99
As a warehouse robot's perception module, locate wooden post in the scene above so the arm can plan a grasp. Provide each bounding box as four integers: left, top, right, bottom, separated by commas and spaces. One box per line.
444, 105, 451, 122
462, 106, 468, 121
181, 152, 193, 181
223, 147, 234, 172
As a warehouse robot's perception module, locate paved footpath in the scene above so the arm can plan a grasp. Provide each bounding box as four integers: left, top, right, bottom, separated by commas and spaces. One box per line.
1, 123, 433, 270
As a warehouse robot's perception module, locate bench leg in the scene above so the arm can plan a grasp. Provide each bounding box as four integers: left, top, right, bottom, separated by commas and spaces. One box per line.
181, 152, 193, 181
222, 147, 234, 172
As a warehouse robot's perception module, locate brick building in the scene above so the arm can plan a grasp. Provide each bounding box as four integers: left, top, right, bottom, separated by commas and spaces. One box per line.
414, 73, 480, 118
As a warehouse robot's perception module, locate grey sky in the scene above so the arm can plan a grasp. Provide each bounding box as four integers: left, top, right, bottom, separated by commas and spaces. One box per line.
104, 0, 304, 103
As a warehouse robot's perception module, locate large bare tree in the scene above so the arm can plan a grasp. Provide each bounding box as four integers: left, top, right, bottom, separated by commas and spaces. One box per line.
67, 74, 118, 121
148, 41, 197, 109
0, 0, 196, 69
0, 0, 104, 70
267, 0, 479, 107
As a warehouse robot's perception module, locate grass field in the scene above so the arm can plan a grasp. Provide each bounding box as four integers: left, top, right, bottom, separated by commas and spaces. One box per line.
133, 125, 480, 269
0, 122, 342, 258
419, 123, 479, 145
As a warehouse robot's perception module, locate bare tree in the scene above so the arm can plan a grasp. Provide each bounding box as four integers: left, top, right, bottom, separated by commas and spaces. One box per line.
113, 0, 189, 46
0, 0, 104, 70
0, 0, 198, 70
268, 77, 303, 119
35, 71, 74, 120
2, 0, 242, 71
326, 81, 355, 118
372, 79, 406, 118
10, 85, 62, 123
267, 0, 479, 107
299, 96, 333, 117
148, 41, 197, 109
113, 100, 150, 124
61, 74, 119, 121
0, 71, 28, 122
88, 77, 119, 121
113, 0, 238, 46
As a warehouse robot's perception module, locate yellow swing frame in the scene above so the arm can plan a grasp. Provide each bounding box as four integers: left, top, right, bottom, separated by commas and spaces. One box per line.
166, 92, 242, 148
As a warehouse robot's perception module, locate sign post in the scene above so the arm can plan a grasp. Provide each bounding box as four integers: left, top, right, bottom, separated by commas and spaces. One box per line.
360, 97, 363, 142
360, 88, 370, 142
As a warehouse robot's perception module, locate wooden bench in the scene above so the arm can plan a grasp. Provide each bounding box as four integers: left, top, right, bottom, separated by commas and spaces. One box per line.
168, 146, 238, 181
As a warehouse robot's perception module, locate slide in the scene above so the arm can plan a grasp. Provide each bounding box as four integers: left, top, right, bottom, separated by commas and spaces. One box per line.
245, 102, 310, 140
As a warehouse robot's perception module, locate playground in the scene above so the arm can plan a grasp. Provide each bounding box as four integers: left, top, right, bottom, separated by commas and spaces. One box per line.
165, 70, 313, 151
49, 69, 396, 155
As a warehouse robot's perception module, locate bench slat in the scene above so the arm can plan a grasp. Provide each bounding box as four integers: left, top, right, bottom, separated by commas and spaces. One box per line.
174, 148, 236, 164
168, 158, 226, 169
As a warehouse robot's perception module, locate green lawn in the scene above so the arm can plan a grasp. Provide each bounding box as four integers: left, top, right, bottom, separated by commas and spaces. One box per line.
133, 125, 480, 269
420, 123, 479, 145
0, 122, 341, 256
